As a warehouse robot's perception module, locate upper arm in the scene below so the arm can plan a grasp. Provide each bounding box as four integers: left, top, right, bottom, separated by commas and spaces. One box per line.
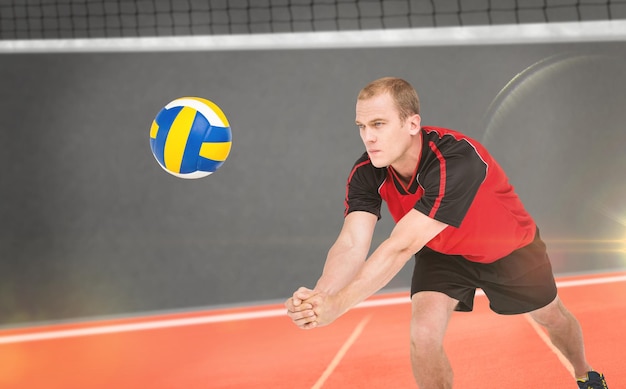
336, 211, 378, 251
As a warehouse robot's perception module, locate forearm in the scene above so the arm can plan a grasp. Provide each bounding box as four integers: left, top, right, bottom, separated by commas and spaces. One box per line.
332, 238, 415, 313
330, 210, 447, 313
314, 240, 369, 294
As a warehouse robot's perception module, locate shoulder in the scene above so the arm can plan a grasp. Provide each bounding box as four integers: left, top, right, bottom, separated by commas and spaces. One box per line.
421, 127, 488, 170
421, 126, 482, 150
418, 127, 488, 192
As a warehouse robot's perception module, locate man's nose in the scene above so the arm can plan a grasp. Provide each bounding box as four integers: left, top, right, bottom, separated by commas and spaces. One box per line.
363, 127, 376, 142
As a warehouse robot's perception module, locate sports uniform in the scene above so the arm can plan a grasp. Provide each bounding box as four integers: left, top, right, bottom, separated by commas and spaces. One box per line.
344, 126, 557, 313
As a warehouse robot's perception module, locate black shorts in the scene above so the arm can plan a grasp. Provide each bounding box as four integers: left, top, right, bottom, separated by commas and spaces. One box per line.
411, 229, 558, 315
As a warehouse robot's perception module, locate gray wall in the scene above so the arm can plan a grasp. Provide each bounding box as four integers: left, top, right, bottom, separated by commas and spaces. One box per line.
1, 42, 625, 326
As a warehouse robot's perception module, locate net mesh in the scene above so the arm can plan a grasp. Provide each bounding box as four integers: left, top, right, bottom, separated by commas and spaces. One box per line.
1, 0, 626, 40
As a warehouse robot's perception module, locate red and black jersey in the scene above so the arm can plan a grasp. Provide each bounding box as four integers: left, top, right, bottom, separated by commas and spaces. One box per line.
344, 126, 536, 263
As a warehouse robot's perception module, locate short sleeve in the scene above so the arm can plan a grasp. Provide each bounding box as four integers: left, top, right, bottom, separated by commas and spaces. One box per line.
344, 153, 385, 219
414, 139, 487, 227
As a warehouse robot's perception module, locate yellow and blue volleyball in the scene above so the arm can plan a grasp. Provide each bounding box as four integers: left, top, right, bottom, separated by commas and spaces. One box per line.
149, 97, 232, 179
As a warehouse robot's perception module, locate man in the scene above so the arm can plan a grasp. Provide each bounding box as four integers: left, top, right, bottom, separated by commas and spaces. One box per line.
285, 77, 608, 388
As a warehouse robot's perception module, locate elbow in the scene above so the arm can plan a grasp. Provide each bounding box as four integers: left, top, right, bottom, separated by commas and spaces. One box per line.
381, 238, 420, 265
398, 247, 419, 265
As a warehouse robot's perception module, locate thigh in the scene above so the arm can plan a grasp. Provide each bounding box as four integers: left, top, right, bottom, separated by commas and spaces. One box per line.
528, 295, 567, 326
480, 231, 558, 315
411, 291, 459, 343
411, 247, 479, 312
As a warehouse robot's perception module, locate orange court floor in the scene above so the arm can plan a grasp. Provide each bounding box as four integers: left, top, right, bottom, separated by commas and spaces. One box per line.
1, 271, 625, 389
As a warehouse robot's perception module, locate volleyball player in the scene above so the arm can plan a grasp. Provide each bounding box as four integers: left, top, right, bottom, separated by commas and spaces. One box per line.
285, 77, 608, 389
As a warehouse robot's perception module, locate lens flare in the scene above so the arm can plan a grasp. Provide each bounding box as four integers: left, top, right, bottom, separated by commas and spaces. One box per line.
481, 52, 626, 271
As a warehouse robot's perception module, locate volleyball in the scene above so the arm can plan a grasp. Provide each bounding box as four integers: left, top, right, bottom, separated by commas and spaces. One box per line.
149, 97, 232, 179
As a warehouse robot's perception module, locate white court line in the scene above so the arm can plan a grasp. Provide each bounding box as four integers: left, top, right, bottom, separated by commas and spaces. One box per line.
518, 274, 626, 379
1, 274, 625, 345
310, 315, 372, 389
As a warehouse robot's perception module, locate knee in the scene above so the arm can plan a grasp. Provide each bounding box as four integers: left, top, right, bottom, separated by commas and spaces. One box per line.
530, 297, 571, 329
410, 323, 444, 355
410, 292, 455, 355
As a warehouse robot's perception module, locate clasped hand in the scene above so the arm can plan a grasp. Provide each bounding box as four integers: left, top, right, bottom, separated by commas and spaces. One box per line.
285, 287, 340, 329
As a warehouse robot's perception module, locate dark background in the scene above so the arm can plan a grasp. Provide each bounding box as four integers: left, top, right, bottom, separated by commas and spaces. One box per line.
1, 41, 625, 326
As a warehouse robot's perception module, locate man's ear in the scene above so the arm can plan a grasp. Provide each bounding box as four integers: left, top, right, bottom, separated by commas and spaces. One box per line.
409, 114, 421, 135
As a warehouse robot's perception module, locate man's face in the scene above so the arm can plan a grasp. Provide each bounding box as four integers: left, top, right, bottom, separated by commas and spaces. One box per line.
355, 93, 416, 168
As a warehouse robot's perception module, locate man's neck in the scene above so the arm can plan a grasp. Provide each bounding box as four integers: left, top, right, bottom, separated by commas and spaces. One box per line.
390, 131, 422, 185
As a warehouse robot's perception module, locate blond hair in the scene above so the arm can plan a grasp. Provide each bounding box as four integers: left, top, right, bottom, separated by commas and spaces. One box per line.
357, 77, 420, 120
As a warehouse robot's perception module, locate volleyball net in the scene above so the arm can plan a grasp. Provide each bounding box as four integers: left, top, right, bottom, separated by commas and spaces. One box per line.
1, 0, 626, 51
